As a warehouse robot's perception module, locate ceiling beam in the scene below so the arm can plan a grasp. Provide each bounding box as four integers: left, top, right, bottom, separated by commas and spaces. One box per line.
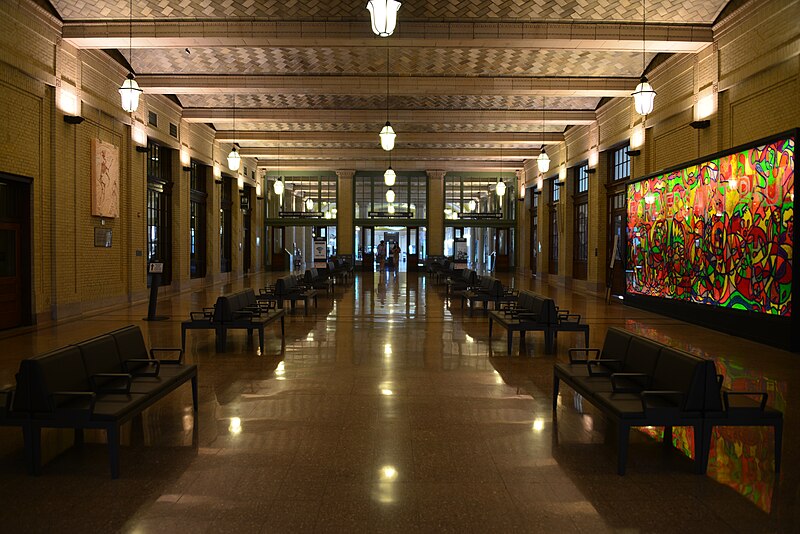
183, 108, 596, 125
138, 75, 636, 97
63, 20, 712, 53
256, 160, 523, 172
239, 147, 535, 160
217, 131, 564, 144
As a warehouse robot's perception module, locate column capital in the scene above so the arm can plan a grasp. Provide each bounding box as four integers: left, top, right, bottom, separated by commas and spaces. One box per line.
426, 170, 446, 180
335, 169, 355, 180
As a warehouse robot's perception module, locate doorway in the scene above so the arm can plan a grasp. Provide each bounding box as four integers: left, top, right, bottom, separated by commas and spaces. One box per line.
0, 176, 32, 329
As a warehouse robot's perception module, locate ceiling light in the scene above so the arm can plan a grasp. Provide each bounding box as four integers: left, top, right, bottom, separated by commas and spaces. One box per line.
468, 199, 476, 211
384, 166, 396, 186
119, 0, 142, 113
367, 0, 401, 37
305, 197, 314, 210
633, 0, 656, 116
386, 188, 395, 203
496, 180, 506, 197
380, 124, 396, 152
537, 147, 550, 174
387, 204, 395, 214
273, 178, 284, 196
227, 146, 240, 172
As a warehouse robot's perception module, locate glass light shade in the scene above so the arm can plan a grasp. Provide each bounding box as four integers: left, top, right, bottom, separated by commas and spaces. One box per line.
255, 182, 262, 197
305, 197, 314, 210
496, 181, 506, 197
273, 179, 284, 196
180, 148, 191, 167
386, 188, 395, 203
380, 122, 396, 151
537, 147, 550, 174
536, 176, 544, 191
387, 204, 395, 214
367, 0, 401, 37
237, 175, 244, 190
468, 199, 476, 211
632, 76, 656, 116
132, 122, 147, 147
227, 147, 241, 171
384, 167, 396, 186
119, 74, 142, 113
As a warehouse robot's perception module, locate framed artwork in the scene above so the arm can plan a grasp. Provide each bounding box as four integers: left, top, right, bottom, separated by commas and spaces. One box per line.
93, 227, 112, 248
91, 139, 119, 218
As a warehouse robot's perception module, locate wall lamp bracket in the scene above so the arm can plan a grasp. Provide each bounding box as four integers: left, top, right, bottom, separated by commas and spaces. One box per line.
626, 149, 641, 157
586, 168, 597, 174
690, 120, 711, 129
63, 115, 85, 124
135, 145, 149, 153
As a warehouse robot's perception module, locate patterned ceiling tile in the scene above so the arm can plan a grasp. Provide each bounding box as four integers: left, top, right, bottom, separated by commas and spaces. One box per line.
179, 94, 601, 111
130, 47, 656, 78
53, 0, 728, 24
227, 121, 567, 134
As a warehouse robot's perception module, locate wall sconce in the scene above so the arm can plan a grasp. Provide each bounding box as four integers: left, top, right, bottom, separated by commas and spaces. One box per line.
63, 115, 85, 125
213, 164, 222, 184
558, 164, 567, 183
237, 175, 244, 190
180, 147, 191, 170
132, 122, 147, 151
588, 148, 599, 168
630, 123, 645, 150
58, 83, 83, 123
536, 175, 544, 192
256, 181, 263, 199
694, 91, 716, 122
690, 120, 711, 129
586, 168, 597, 174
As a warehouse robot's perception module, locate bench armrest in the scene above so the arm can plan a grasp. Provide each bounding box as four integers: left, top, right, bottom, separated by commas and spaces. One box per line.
558, 313, 582, 323
568, 348, 600, 363
517, 312, 540, 320
151, 347, 184, 364
0, 387, 14, 414
723, 391, 768, 411
190, 311, 212, 321
90, 374, 132, 394
610, 373, 650, 393
50, 391, 96, 413
587, 359, 622, 376
123, 359, 161, 377
641, 390, 685, 412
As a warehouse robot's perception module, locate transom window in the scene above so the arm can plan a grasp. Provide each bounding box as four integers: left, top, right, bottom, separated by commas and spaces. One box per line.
576, 164, 589, 193
611, 145, 631, 181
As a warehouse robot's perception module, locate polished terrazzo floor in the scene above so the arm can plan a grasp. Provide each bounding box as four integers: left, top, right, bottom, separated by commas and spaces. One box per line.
0, 271, 795, 532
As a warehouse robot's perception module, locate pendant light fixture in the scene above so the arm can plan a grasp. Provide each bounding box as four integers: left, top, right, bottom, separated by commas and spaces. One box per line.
536, 96, 550, 174
379, 47, 396, 151
384, 166, 396, 186
367, 0, 401, 38
496, 180, 506, 198
227, 94, 241, 171
119, 0, 143, 113
386, 188, 395, 203
632, 0, 656, 116
305, 197, 314, 210
273, 136, 284, 195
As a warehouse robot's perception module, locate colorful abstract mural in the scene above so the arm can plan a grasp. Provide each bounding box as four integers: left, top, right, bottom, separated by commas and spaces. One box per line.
627, 136, 794, 316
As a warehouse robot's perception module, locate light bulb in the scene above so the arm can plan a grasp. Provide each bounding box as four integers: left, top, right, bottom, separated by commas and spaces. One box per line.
306, 197, 314, 210
386, 188, 395, 203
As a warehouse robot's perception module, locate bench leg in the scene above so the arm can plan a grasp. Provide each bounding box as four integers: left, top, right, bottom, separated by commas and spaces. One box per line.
545, 329, 555, 354
507, 331, 513, 355
216, 327, 227, 352
584, 327, 590, 348
280, 316, 285, 339
181, 325, 187, 352
774, 419, 783, 473
108, 425, 121, 479
488, 318, 493, 338
191, 375, 199, 413
663, 426, 673, 448
258, 327, 265, 354
617, 424, 630, 475
552, 375, 559, 416
21, 424, 38, 475
699, 422, 713, 475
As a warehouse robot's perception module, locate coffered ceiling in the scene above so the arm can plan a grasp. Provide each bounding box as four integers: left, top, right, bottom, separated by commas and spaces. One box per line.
53, 0, 729, 172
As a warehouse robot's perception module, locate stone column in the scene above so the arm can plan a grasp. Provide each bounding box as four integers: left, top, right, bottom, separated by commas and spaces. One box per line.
335, 170, 355, 255
172, 149, 190, 292
426, 170, 446, 256
587, 152, 609, 293
515, 169, 529, 274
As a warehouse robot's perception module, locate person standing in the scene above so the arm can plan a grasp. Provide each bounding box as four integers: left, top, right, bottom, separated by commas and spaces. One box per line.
391, 243, 400, 273
377, 240, 386, 272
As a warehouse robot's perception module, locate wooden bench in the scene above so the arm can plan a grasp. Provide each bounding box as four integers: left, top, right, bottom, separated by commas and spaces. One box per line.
552, 327, 783, 475
181, 289, 285, 352
275, 275, 318, 315
0, 325, 197, 478
445, 268, 476, 299
457, 276, 503, 316
305, 267, 334, 295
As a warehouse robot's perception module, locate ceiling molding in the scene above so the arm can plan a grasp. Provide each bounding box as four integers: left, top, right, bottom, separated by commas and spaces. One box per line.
216, 131, 565, 144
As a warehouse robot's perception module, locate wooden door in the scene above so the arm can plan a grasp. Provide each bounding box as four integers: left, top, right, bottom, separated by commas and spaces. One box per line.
407, 227, 419, 271
495, 227, 510, 272
0, 223, 22, 329
361, 226, 374, 271
271, 226, 286, 271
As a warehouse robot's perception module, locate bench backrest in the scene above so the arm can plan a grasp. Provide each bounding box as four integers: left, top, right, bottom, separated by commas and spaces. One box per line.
109, 325, 151, 373
602, 328, 634, 360
623, 337, 662, 376
650, 347, 709, 411
530, 295, 556, 324
275, 276, 297, 296
77, 335, 124, 387
14, 347, 89, 412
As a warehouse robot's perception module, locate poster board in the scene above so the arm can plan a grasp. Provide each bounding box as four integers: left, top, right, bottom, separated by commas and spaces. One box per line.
454, 238, 468, 264
313, 238, 327, 268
